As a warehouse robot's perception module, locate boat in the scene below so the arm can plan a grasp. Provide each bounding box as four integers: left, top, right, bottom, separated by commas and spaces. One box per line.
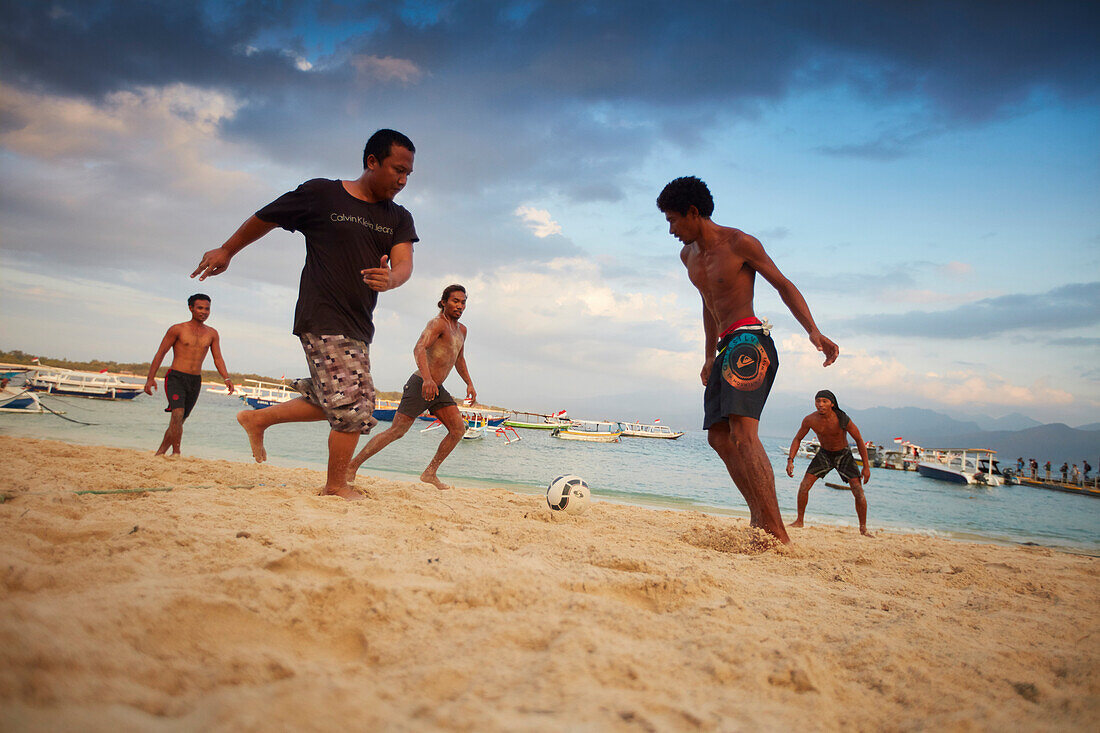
0, 383, 45, 413
26, 366, 143, 400
372, 399, 403, 421
550, 420, 622, 443
503, 410, 572, 430
795, 439, 820, 459
236, 379, 297, 409
917, 449, 1006, 486
619, 420, 684, 439
420, 413, 487, 440
495, 425, 522, 444
851, 442, 881, 467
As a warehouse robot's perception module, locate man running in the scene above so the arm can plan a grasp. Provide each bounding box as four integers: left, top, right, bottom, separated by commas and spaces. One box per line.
347, 285, 476, 490
192, 129, 418, 499
786, 390, 873, 536
658, 176, 838, 543
144, 293, 234, 455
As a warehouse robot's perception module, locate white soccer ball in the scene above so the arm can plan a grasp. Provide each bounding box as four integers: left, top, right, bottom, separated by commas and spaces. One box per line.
547, 474, 590, 514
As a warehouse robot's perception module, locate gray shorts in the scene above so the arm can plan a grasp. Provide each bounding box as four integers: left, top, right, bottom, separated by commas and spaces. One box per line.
397, 373, 457, 418
292, 333, 377, 434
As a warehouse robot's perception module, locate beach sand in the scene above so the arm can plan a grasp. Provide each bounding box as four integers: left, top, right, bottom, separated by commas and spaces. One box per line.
1, 435, 1097, 731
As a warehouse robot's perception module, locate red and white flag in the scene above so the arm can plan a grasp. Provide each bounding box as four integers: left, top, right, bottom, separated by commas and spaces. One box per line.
654, 418, 661, 423
893, 437, 904, 443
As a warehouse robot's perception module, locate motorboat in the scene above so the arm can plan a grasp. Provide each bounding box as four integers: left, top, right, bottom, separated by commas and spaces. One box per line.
26, 366, 143, 400
619, 421, 684, 439
503, 410, 572, 430
372, 399, 402, 421
917, 448, 1006, 486
236, 379, 297, 409
550, 420, 622, 443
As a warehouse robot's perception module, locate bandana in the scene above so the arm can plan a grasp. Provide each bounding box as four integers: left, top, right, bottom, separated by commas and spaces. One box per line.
815, 389, 850, 429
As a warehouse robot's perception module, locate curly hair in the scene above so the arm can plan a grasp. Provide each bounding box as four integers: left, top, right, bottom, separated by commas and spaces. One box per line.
656, 176, 714, 218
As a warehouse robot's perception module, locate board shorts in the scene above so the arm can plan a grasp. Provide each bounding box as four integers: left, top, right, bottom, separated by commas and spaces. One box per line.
164, 369, 202, 419
807, 447, 862, 482
292, 333, 377, 434
703, 324, 779, 429
397, 373, 457, 418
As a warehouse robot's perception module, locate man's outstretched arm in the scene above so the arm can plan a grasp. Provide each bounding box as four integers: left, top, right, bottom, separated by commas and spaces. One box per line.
192, 216, 278, 281
742, 236, 839, 366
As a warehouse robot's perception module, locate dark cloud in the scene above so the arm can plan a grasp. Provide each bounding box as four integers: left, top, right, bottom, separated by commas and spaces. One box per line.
841, 282, 1100, 339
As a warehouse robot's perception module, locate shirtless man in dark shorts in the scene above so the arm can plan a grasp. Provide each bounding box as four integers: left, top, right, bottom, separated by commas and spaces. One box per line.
144, 293, 234, 456
786, 390, 873, 536
658, 176, 838, 543
191, 129, 417, 500
347, 285, 476, 490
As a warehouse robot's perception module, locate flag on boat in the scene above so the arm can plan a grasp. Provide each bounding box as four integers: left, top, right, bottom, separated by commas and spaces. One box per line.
893, 437, 904, 443
654, 418, 661, 423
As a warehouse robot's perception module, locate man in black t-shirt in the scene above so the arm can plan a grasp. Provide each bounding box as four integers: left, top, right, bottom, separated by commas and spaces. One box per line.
192, 129, 418, 500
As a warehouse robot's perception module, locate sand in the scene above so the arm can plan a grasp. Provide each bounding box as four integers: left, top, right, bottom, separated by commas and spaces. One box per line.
1, 435, 1097, 732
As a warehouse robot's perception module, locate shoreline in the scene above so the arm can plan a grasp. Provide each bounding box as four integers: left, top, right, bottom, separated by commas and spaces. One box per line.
2, 434, 1098, 730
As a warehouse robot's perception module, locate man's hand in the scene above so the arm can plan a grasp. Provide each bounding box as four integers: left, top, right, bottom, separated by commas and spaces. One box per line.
465, 384, 477, 405
862, 465, 871, 484
421, 377, 438, 401
786, 458, 795, 478
226, 380, 236, 395
362, 255, 396, 292
810, 331, 839, 367
144, 377, 157, 396
700, 356, 715, 386
192, 248, 232, 280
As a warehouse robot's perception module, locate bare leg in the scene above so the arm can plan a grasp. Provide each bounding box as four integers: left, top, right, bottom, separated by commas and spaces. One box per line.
707, 416, 790, 543
420, 405, 465, 490
155, 409, 185, 456
322, 429, 361, 499
791, 472, 819, 527
848, 478, 872, 536
347, 413, 415, 482
237, 397, 326, 463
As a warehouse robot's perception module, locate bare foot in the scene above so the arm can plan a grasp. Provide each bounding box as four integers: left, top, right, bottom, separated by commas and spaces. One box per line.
320, 485, 366, 501
790, 519, 804, 528
237, 410, 267, 463
860, 526, 874, 537
420, 471, 452, 490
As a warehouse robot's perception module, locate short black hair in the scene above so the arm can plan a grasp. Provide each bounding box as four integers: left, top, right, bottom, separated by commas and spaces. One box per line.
438, 284, 466, 310
656, 176, 714, 218
363, 129, 415, 169
188, 293, 211, 307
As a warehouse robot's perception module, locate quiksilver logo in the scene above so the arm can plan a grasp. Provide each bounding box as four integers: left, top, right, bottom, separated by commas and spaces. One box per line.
330, 213, 393, 235
736, 355, 755, 368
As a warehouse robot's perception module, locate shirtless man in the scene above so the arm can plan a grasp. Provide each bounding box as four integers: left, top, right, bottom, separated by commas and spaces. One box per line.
658, 176, 838, 543
144, 293, 234, 455
347, 285, 475, 490
786, 390, 873, 536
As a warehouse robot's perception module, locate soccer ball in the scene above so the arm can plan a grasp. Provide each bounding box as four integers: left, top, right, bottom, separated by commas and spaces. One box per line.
546, 474, 590, 514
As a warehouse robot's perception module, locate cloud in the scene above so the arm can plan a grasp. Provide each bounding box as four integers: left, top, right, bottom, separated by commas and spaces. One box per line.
351, 55, 424, 84
842, 283, 1100, 338
513, 206, 563, 238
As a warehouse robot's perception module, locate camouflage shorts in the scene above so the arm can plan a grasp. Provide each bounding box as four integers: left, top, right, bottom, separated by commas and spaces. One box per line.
292, 333, 378, 434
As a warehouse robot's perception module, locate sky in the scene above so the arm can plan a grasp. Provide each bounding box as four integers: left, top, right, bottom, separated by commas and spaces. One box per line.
1, 0, 1098, 432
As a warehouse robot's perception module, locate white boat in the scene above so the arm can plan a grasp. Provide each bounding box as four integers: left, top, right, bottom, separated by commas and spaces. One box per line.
237, 379, 297, 409
795, 439, 820, 459
917, 448, 1006, 486
619, 421, 684, 439
27, 367, 143, 400
503, 410, 572, 430
551, 420, 622, 443
0, 383, 45, 413
420, 413, 487, 440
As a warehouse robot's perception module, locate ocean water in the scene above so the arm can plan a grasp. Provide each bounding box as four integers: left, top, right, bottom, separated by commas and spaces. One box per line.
4, 388, 1098, 553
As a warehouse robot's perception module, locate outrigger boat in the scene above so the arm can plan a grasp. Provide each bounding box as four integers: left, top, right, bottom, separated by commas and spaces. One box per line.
26, 366, 143, 400
420, 413, 488, 440
550, 420, 623, 443
236, 379, 297, 409
0, 383, 46, 413
503, 410, 572, 430
619, 420, 684, 439
917, 448, 1007, 486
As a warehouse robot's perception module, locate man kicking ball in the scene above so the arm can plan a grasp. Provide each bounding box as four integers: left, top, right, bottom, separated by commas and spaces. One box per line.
347, 285, 476, 490
786, 390, 873, 536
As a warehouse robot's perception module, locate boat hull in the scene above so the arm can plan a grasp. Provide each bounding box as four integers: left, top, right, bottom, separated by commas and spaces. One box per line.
916, 463, 970, 484
28, 382, 142, 400
551, 429, 621, 443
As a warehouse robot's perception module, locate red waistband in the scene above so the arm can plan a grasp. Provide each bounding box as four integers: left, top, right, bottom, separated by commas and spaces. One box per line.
718, 317, 762, 340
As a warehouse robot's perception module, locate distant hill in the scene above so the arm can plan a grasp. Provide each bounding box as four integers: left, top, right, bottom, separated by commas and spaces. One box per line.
959, 411, 1044, 432
843, 406, 982, 444
928, 424, 1100, 467
1076, 422, 1100, 432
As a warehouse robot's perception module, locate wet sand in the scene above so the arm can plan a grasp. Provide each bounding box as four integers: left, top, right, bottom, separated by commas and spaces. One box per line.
1, 436, 1097, 731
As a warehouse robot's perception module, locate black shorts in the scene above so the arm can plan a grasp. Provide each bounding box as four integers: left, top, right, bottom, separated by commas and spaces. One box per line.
164, 369, 202, 419
397, 373, 457, 418
703, 328, 778, 428
807, 447, 861, 482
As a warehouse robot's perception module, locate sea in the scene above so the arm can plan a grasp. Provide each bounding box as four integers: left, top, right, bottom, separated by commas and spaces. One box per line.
5, 388, 1098, 555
